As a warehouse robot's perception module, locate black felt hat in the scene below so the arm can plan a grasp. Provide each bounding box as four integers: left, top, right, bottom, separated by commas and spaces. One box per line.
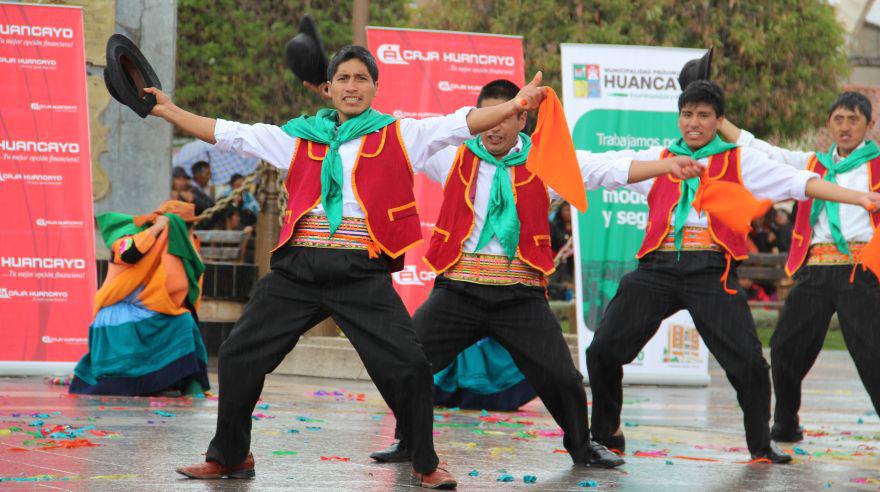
678, 48, 713, 91
285, 14, 329, 86
105, 33, 162, 118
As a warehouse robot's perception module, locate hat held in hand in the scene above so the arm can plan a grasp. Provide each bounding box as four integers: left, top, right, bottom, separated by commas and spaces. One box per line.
285, 14, 329, 86
105, 33, 162, 118
678, 48, 712, 91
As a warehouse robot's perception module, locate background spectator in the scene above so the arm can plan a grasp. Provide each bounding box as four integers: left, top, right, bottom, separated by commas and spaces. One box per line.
771, 208, 794, 252
548, 203, 574, 301
191, 161, 215, 200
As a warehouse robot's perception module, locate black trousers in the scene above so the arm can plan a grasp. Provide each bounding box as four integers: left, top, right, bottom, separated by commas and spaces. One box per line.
205, 246, 439, 473
396, 276, 593, 463
771, 265, 880, 430
587, 251, 772, 453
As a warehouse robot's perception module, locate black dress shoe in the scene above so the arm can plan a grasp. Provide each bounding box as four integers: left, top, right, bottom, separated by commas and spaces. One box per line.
750, 444, 793, 464
770, 424, 804, 443
369, 441, 410, 463
594, 433, 625, 454
585, 442, 625, 468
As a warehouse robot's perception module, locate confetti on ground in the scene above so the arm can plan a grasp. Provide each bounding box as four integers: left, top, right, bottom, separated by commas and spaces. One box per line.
671, 455, 721, 462
578, 480, 598, 487
497, 474, 514, 482
793, 447, 809, 455
305, 426, 321, 430
524, 474, 537, 483
0, 475, 70, 482
320, 456, 349, 462
624, 422, 639, 427
296, 416, 323, 422
251, 413, 274, 420
272, 450, 298, 456
552, 449, 568, 454
665, 460, 673, 465
633, 450, 668, 458
287, 429, 300, 434
257, 404, 270, 410
153, 411, 175, 417
468, 470, 479, 477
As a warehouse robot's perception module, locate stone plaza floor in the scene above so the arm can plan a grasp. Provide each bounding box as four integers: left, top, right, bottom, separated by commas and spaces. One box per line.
0, 350, 877, 491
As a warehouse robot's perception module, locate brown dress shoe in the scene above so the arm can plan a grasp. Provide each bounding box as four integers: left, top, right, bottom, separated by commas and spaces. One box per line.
176, 452, 255, 479
412, 466, 457, 489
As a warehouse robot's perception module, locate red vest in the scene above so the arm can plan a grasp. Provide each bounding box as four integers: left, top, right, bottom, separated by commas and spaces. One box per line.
637, 147, 749, 259
424, 145, 555, 275
272, 121, 422, 266
785, 155, 880, 275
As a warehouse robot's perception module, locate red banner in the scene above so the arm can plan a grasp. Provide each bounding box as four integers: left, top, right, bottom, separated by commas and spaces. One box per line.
367, 27, 524, 313
0, 4, 95, 366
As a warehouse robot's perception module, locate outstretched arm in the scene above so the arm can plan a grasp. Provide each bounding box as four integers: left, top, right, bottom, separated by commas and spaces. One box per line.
464, 71, 547, 134
627, 155, 703, 183
145, 88, 217, 143
719, 118, 812, 170
805, 178, 880, 210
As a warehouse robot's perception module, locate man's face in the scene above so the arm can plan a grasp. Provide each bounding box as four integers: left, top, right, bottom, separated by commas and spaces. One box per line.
328, 58, 377, 121
827, 106, 874, 155
231, 178, 244, 189
479, 97, 526, 157
193, 167, 211, 187
678, 102, 723, 150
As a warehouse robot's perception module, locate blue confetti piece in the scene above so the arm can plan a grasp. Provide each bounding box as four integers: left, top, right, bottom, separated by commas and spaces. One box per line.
257, 403, 270, 410
305, 426, 321, 430
153, 410, 176, 417
497, 474, 514, 482
31, 413, 50, 419
624, 422, 639, 427
481, 409, 489, 416
524, 475, 537, 483
192, 393, 206, 399
823, 481, 831, 488
579, 480, 598, 488
665, 460, 673, 465
857, 418, 864, 424
28, 421, 43, 427
468, 470, 479, 477
287, 429, 300, 434
793, 447, 809, 455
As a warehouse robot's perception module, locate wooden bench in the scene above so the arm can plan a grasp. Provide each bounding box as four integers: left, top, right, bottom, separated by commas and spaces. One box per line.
196, 229, 253, 263
739, 252, 791, 309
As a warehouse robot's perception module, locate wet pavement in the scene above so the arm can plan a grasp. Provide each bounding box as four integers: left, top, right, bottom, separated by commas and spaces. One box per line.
0, 350, 877, 491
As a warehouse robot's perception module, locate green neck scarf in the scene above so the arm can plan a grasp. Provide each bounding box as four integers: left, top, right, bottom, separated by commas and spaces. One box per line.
281, 108, 396, 235
667, 135, 738, 253
811, 140, 880, 258
465, 133, 532, 261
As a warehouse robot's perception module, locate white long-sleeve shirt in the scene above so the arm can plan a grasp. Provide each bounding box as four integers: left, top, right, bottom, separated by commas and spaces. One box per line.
213, 107, 474, 218
422, 137, 634, 255
600, 145, 818, 230
736, 130, 874, 244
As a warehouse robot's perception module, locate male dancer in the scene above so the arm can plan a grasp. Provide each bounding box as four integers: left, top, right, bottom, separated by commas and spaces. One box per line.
586, 81, 880, 463
719, 91, 880, 442
146, 46, 546, 488
370, 79, 704, 469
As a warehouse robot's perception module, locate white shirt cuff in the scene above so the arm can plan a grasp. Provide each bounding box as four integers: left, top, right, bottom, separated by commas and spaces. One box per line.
790, 170, 821, 201
213, 118, 235, 151
605, 158, 635, 190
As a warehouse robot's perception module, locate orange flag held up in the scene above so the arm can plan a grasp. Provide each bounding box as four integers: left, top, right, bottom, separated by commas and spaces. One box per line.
852, 225, 880, 284
692, 179, 772, 236
526, 87, 587, 213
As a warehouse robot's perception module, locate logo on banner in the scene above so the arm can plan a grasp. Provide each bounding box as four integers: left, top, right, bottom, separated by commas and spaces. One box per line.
1, 257, 87, 270
41, 336, 87, 344
0, 140, 79, 153
574, 64, 601, 99
0, 173, 64, 185
663, 323, 701, 363
0, 287, 68, 301
392, 264, 436, 286
30, 102, 77, 112
35, 218, 85, 228
377, 44, 408, 65
437, 81, 482, 93
0, 24, 74, 38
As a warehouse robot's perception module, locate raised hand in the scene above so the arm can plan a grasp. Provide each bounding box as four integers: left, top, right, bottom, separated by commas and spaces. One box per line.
144, 87, 173, 118
514, 71, 548, 111
303, 81, 331, 100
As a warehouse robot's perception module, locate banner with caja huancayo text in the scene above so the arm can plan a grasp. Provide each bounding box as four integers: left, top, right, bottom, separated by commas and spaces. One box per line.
367, 27, 524, 313
561, 44, 709, 385
0, 3, 95, 373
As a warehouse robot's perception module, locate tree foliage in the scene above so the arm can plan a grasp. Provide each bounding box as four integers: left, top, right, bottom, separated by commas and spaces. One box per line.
175, 0, 410, 125
177, 0, 847, 138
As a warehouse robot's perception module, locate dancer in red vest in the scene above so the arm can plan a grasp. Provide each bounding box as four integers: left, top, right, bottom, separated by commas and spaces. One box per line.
369, 79, 704, 469
586, 81, 880, 464
145, 46, 547, 489
719, 91, 880, 442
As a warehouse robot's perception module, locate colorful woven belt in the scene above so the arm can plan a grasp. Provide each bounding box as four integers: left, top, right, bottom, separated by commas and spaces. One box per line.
289, 215, 380, 257
806, 242, 866, 266
443, 252, 545, 287
657, 226, 722, 253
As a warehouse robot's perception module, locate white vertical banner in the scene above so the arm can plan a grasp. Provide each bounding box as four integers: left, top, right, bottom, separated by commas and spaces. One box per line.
561, 44, 710, 386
